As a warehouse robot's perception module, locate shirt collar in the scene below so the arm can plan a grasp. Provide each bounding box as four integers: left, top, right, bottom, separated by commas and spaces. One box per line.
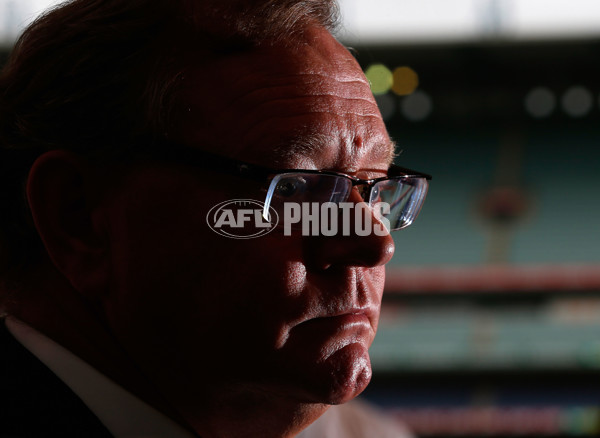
5, 315, 196, 438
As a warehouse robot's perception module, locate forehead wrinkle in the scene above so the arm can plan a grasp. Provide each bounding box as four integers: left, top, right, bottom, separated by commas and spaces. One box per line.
225, 71, 382, 141
182, 28, 392, 171
269, 137, 395, 174
207, 43, 371, 102
219, 72, 375, 115
239, 109, 385, 162
224, 95, 380, 121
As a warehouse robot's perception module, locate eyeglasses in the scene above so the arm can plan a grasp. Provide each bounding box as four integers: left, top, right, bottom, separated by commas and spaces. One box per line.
149, 145, 431, 232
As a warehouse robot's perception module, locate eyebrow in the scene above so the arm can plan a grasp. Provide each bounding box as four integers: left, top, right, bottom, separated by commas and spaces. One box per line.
270, 133, 330, 166
270, 134, 398, 170
384, 140, 399, 167
153, 141, 431, 180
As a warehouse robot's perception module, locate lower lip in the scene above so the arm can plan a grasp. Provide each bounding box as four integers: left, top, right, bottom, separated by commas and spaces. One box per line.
286, 313, 373, 365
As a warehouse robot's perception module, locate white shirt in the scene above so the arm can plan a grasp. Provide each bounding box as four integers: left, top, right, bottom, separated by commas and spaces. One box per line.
299, 398, 414, 438
5, 316, 196, 438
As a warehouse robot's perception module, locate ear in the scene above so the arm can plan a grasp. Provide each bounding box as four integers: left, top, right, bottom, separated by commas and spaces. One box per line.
26, 150, 110, 299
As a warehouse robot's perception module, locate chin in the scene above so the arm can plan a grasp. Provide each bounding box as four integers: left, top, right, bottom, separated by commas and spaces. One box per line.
279, 342, 373, 406
319, 344, 373, 405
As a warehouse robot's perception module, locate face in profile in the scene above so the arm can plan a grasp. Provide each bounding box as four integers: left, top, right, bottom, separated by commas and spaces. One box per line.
100, 26, 395, 410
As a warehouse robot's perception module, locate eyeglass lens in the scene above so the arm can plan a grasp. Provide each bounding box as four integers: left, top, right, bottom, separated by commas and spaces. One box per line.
371, 178, 429, 230
264, 173, 428, 231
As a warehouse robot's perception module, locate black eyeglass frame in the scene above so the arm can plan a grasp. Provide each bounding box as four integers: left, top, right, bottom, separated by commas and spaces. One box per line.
139, 144, 432, 231
148, 144, 432, 189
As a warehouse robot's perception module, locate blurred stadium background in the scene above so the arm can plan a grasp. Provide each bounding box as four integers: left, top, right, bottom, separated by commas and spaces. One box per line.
2, 0, 600, 436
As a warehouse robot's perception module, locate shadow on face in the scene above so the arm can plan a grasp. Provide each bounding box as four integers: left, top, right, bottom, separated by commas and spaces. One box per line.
100, 25, 396, 409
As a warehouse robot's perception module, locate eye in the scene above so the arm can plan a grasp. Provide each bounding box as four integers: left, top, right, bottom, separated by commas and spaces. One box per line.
275, 177, 307, 198
370, 184, 381, 202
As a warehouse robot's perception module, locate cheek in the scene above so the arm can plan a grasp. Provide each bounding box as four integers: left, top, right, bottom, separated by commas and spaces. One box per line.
367, 266, 386, 332
104, 175, 311, 358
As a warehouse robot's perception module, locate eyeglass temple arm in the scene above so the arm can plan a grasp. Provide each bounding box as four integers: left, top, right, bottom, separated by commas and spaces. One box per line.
158, 144, 276, 182
388, 164, 432, 180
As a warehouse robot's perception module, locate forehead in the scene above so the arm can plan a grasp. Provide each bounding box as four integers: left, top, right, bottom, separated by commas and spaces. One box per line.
178, 27, 394, 174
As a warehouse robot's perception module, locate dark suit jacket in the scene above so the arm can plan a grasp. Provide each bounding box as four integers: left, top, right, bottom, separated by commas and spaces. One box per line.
0, 318, 112, 438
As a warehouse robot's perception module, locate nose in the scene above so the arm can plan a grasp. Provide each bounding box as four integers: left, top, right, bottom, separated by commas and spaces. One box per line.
303, 191, 395, 271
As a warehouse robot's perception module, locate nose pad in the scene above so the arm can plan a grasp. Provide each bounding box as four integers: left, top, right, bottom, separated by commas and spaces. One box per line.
303, 190, 395, 271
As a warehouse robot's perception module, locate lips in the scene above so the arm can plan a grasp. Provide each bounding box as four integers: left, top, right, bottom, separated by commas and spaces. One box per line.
291, 312, 374, 356
299, 304, 379, 332
306, 313, 371, 332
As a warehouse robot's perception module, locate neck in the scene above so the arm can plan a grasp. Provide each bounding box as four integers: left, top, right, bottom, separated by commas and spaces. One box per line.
181, 384, 328, 438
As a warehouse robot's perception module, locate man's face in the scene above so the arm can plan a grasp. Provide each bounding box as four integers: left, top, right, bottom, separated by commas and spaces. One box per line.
102, 26, 395, 409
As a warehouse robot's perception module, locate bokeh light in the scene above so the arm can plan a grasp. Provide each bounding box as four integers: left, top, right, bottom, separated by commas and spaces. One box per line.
561, 86, 593, 118
401, 90, 433, 121
365, 63, 393, 95
524, 87, 556, 118
392, 66, 419, 96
